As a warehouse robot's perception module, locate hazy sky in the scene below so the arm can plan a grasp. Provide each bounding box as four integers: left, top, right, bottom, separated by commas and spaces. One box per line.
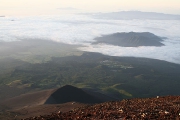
0, 0, 180, 16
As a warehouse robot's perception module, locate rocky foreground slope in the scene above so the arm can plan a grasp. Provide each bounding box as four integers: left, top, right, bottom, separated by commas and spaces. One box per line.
23, 96, 180, 120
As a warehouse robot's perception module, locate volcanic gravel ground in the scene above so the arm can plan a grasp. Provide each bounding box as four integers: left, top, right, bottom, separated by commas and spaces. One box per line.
23, 96, 180, 120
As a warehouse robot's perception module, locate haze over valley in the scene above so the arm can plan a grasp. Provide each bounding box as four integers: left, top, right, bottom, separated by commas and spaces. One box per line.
0, 11, 180, 64
0, 1, 180, 119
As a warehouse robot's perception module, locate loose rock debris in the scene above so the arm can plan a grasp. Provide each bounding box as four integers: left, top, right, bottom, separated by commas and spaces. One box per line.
22, 96, 180, 120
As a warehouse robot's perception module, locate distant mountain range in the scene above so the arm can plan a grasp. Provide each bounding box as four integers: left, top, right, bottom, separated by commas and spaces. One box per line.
89, 11, 180, 20
93, 32, 165, 47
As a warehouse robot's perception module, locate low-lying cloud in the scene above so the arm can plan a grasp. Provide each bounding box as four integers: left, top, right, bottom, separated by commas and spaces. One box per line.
0, 14, 180, 64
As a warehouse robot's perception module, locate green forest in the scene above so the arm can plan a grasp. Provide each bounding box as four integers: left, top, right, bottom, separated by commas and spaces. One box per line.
0, 52, 180, 100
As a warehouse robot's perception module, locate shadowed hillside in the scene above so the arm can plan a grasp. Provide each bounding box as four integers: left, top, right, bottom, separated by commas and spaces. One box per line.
45, 85, 105, 104
0, 85, 115, 119
0, 85, 115, 111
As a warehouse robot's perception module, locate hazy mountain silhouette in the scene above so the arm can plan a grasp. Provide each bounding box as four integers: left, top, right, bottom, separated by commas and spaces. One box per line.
90, 11, 180, 20
93, 32, 165, 47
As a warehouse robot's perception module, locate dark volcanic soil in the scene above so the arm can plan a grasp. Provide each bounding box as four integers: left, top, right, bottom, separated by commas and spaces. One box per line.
23, 96, 180, 120
12, 102, 86, 119
0, 85, 115, 120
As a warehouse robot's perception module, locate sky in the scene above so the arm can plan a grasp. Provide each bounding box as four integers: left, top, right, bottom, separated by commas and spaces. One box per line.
0, 0, 180, 16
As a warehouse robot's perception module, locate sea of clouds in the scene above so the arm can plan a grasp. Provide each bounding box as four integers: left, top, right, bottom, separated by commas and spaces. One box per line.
0, 14, 180, 64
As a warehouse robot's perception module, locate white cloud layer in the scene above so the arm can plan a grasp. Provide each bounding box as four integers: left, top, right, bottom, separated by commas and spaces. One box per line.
0, 14, 180, 64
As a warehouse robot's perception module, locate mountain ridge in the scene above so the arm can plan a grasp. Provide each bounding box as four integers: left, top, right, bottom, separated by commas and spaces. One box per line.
90, 11, 180, 20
